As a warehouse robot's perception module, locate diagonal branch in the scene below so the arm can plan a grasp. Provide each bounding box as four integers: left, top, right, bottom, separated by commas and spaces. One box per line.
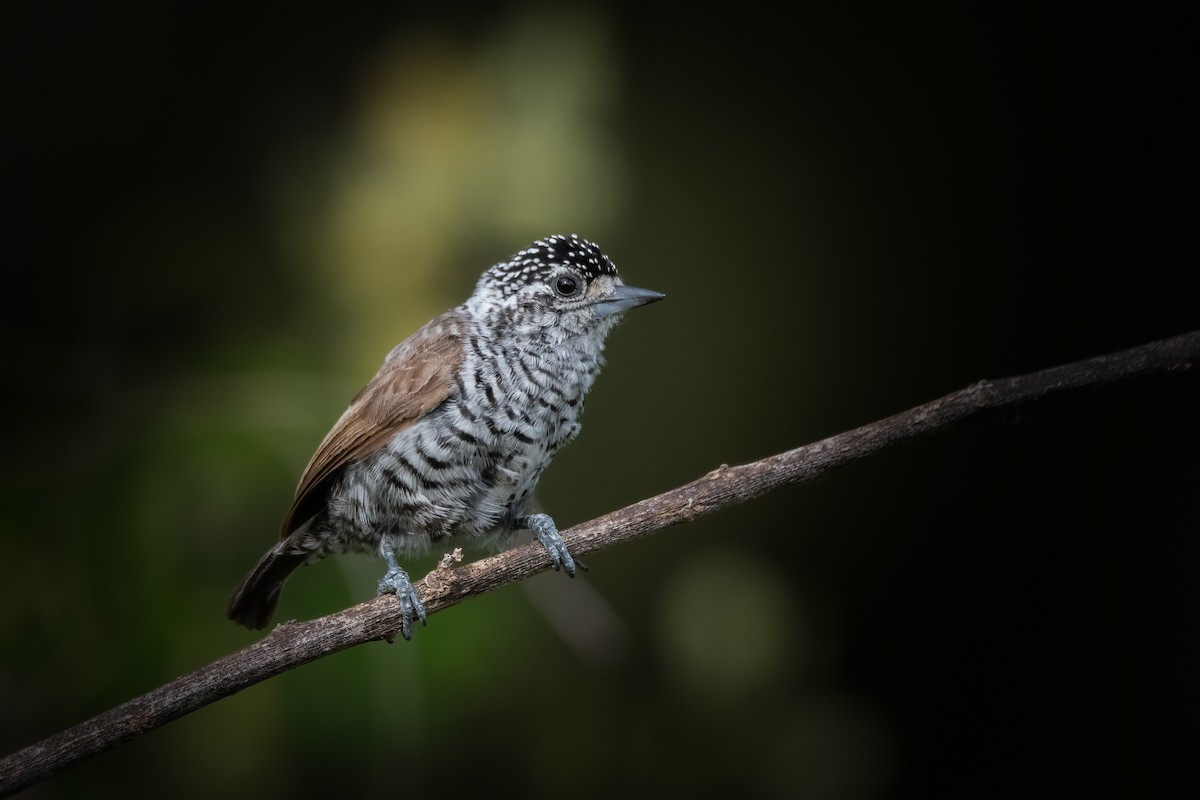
2, 329, 1198, 797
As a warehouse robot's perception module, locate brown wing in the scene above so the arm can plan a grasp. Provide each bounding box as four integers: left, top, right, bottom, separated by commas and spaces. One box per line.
280, 309, 467, 538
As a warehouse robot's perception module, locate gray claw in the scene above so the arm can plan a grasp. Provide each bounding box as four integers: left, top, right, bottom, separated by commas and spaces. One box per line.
518, 513, 576, 577
378, 551, 426, 640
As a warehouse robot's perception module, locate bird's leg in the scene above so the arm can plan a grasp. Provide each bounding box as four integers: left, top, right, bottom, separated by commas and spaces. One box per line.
517, 513, 577, 577
377, 547, 427, 640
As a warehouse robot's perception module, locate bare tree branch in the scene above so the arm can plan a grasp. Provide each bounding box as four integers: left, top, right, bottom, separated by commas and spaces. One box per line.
2, 329, 1197, 797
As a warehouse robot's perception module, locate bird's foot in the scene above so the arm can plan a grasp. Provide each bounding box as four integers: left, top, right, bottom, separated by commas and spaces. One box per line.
518, 513, 577, 577
377, 552, 426, 640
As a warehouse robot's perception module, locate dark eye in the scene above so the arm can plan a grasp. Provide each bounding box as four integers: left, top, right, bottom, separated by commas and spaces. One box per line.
554, 275, 580, 297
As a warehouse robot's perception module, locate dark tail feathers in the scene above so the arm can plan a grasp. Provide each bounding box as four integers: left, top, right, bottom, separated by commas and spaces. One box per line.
227, 547, 307, 630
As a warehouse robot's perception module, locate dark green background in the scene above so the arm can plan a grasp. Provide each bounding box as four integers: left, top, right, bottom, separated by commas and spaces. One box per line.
4, 3, 1196, 798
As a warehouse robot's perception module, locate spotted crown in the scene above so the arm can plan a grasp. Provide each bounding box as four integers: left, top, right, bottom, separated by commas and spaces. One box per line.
484, 234, 619, 295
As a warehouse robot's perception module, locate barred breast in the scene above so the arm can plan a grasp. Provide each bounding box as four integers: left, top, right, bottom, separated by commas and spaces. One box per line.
317, 315, 605, 559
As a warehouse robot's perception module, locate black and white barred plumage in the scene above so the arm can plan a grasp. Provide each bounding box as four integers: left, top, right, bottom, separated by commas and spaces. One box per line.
228, 235, 663, 636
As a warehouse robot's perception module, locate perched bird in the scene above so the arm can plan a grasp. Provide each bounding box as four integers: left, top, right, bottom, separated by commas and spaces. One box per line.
228, 234, 664, 638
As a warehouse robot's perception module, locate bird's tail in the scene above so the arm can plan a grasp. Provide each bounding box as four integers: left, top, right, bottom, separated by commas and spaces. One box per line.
227, 546, 308, 630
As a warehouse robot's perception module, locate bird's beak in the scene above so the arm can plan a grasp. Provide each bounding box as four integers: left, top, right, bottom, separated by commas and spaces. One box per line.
591, 284, 666, 317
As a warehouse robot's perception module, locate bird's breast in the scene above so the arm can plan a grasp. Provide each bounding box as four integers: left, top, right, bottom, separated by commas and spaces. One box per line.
324, 336, 603, 554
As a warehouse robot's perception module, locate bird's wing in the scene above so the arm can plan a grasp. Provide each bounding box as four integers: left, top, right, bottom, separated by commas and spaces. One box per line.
280, 309, 467, 538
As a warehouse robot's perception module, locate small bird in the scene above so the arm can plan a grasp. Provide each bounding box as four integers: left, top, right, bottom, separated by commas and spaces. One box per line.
228, 234, 663, 638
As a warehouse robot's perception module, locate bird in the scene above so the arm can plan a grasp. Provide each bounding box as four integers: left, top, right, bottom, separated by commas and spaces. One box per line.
227, 234, 664, 639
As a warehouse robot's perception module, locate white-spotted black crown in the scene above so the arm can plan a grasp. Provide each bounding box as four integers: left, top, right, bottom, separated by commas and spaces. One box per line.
486, 234, 618, 295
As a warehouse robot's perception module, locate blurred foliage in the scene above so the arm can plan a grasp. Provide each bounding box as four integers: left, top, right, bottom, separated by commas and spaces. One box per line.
2, 2, 1196, 799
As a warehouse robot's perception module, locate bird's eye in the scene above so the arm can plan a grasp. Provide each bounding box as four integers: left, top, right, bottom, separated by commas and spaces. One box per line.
554, 275, 580, 297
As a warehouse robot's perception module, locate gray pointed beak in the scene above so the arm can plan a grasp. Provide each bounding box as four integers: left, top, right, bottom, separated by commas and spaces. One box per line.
592, 284, 666, 317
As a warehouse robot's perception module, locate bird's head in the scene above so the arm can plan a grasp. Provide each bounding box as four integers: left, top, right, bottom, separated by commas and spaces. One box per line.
467, 234, 664, 343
